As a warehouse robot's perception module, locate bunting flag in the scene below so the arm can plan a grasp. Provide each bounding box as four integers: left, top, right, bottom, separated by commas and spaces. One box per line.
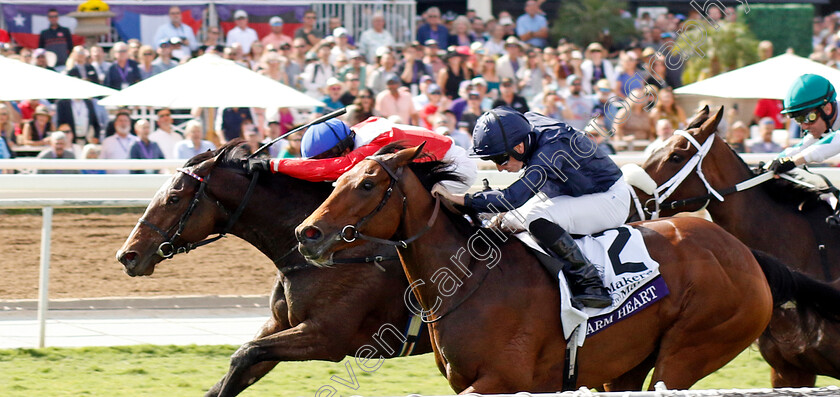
215, 5, 309, 40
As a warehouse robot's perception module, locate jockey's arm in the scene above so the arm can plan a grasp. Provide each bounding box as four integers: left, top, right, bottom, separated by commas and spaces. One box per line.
790, 131, 840, 165
459, 165, 547, 212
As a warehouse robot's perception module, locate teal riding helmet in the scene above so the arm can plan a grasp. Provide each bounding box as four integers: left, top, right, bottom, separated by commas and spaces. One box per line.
782, 74, 836, 115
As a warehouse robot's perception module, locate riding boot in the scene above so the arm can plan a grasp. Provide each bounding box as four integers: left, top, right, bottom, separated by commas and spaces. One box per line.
529, 219, 612, 309
827, 208, 840, 229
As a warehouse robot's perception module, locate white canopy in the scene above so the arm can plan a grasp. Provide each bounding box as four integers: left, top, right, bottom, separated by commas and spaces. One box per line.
99, 54, 324, 109
674, 54, 840, 99
0, 55, 117, 100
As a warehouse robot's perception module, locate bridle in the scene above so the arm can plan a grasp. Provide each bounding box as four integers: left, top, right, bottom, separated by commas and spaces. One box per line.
638, 130, 776, 220
338, 156, 440, 248
139, 167, 260, 259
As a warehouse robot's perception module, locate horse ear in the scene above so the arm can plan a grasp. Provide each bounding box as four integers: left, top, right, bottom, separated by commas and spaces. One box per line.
686, 105, 710, 130
391, 142, 426, 167
698, 106, 724, 139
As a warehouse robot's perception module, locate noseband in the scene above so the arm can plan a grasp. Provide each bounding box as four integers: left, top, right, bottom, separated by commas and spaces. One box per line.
339, 157, 440, 248
139, 168, 260, 259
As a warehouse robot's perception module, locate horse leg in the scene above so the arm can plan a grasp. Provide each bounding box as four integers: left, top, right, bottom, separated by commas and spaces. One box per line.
205, 316, 285, 397
604, 351, 657, 391
759, 336, 817, 387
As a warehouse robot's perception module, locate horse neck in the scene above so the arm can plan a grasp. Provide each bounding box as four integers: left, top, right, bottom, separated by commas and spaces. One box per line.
213, 169, 332, 266
395, 172, 479, 311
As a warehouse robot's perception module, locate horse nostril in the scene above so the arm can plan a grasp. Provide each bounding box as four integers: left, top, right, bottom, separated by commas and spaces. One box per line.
302, 226, 322, 242
119, 251, 138, 267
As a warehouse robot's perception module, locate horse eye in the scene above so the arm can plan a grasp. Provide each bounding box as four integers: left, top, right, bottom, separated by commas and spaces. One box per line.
167, 195, 180, 205
668, 154, 684, 163
361, 180, 375, 191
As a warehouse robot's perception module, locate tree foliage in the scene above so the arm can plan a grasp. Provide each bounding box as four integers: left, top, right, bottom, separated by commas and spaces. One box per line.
550, 0, 637, 48
682, 21, 759, 85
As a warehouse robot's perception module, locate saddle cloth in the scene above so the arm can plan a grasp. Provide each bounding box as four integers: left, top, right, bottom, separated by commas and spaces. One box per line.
516, 225, 669, 347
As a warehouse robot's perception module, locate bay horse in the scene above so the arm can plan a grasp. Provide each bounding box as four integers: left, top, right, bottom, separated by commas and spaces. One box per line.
116, 141, 432, 397
295, 142, 840, 392
638, 105, 840, 387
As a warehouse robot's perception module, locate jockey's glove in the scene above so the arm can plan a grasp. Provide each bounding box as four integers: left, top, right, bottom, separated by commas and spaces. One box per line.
768, 157, 796, 174
245, 158, 271, 174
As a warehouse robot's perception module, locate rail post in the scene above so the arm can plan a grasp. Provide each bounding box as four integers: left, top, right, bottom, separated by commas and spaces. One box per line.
37, 206, 53, 348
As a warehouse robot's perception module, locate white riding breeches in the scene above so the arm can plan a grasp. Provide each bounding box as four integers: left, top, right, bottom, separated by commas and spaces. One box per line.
502, 178, 632, 235
439, 144, 477, 194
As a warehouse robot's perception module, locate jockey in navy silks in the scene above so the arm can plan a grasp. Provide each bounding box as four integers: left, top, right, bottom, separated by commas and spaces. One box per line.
432, 106, 632, 308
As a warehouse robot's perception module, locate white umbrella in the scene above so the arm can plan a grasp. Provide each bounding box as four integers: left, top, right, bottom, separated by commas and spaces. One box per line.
99, 54, 324, 109
0, 55, 117, 100
674, 54, 840, 99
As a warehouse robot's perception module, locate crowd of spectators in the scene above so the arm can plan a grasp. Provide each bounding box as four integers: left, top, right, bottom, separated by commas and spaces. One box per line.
0, 2, 823, 172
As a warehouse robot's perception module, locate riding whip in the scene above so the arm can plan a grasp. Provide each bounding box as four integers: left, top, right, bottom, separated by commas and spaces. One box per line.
250, 107, 347, 158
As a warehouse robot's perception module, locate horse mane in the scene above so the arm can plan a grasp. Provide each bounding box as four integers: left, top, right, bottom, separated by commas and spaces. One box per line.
183, 138, 249, 168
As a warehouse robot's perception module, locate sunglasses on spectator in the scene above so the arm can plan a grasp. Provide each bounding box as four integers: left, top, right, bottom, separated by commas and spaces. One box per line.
158, 113, 172, 117
358, 95, 372, 99
481, 153, 510, 166
295, 45, 306, 48
501, 82, 514, 87
468, 94, 480, 99
143, 52, 154, 56
794, 109, 820, 124
349, 78, 360, 81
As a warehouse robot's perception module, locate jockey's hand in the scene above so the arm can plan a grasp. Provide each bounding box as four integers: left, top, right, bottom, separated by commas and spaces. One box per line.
768, 157, 796, 174
431, 183, 466, 206
245, 158, 271, 174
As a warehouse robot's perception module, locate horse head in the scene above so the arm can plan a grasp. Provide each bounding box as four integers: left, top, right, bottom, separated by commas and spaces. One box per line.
630, 105, 732, 218
116, 141, 251, 276
296, 145, 426, 266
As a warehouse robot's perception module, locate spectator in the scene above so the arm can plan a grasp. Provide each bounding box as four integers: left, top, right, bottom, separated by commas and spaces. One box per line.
586, 116, 616, 155
412, 75, 436, 110
615, 88, 655, 150
345, 88, 378, 126
492, 77, 529, 114
517, 48, 549, 102
100, 112, 140, 173
472, 17, 487, 42
727, 121, 749, 153
375, 75, 418, 125
153, 39, 180, 72
227, 10, 259, 54
560, 75, 593, 130
438, 50, 471, 100
644, 119, 676, 158
89, 45, 110, 84
537, 91, 565, 121
300, 43, 335, 98
330, 28, 354, 64
471, 77, 494, 110
417, 7, 449, 46
149, 108, 183, 159
339, 72, 361, 105
200, 26, 225, 54
448, 80, 474, 121
56, 98, 100, 144
644, 54, 678, 90
449, 16, 477, 47
0, 104, 15, 160
38, 9, 73, 68
137, 45, 162, 80
32, 48, 56, 71
216, 107, 254, 143
339, 50, 368, 90
127, 39, 142, 62
36, 131, 76, 174
659, 33, 684, 88
419, 84, 448, 129
649, 87, 687, 130
175, 120, 216, 159
483, 25, 507, 57
581, 42, 616, 95
262, 16, 293, 49
104, 109, 135, 139
260, 52, 289, 84
497, 37, 527, 84
460, 90, 485, 133
477, 56, 501, 96
278, 131, 303, 158
498, 11, 516, 38
359, 12, 395, 64
295, 10, 322, 48
129, 119, 165, 174
615, 52, 644, 98
398, 43, 431, 87
422, 40, 446, 76
242, 122, 264, 156
80, 144, 104, 174
316, 77, 346, 116
22, 105, 53, 146
516, 1, 548, 48
368, 50, 399, 94
753, 98, 785, 130
104, 42, 141, 90
154, 6, 198, 52
246, 41, 265, 70
592, 79, 619, 131
750, 118, 783, 153
65, 46, 99, 83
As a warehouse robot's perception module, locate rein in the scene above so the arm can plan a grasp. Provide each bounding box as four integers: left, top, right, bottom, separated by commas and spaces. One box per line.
339, 157, 441, 248
139, 167, 260, 259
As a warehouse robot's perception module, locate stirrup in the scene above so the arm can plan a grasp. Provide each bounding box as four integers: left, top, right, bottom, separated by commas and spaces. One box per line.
827, 213, 840, 229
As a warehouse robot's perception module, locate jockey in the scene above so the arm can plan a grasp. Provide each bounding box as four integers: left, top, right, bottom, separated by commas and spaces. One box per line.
247, 117, 477, 193
431, 106, 632, 308
769, 74, 840, 225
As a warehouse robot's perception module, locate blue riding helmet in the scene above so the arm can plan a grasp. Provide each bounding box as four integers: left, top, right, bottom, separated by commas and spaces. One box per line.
469, 106, 533, 160
301, 119, 354, 158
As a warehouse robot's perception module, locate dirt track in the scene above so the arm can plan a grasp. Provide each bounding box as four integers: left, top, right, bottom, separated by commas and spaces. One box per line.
0, 211, 276, 299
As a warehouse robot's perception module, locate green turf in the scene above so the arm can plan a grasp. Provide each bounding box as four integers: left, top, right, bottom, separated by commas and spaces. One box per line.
0, 345, 837, 396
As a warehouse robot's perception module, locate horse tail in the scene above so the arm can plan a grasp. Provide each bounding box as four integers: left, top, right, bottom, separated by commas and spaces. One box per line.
751, 249, 840, 322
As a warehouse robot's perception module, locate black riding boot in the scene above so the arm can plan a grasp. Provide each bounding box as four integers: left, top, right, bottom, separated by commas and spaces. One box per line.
827, 209, 840, 229
529, 219, 612, 309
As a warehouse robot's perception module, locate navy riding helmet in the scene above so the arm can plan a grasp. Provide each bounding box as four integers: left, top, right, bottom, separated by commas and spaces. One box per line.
469, 106, 533, 162
301, 118, 354, 158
